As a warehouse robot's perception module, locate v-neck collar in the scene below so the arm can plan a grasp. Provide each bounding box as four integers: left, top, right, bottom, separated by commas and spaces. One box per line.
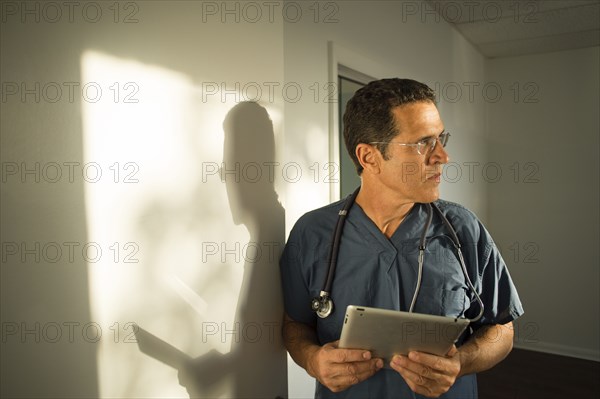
347, 202, 428, 251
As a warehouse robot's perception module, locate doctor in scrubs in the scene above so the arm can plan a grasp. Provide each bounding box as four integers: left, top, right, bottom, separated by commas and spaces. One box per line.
280, 78, 523, 398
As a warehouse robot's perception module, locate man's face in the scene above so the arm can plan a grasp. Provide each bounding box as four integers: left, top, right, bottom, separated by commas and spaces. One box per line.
376, 101, 449, 204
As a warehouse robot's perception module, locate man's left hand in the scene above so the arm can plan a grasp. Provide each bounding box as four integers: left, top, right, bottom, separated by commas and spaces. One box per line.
390, 346, 461, 398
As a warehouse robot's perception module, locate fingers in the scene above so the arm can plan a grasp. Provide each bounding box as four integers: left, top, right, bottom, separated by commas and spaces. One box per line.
391, 354, 442, 381
325, 341, 374, 363
394, 348, 459, 374
390, 351, 461, 398
323, 357, 384, 392
446, 345, 459, 357
313, 342, 384, 393
390, 355, 438, 397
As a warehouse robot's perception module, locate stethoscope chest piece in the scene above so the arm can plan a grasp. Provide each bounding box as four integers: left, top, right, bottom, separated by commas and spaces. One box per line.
311, 293, 333, 318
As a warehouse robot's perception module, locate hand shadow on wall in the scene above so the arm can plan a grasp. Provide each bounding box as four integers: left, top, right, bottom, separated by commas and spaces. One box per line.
173, 102, 287, 398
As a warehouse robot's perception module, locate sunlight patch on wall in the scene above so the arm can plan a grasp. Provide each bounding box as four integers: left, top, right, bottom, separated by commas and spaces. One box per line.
80, 50, 254, 398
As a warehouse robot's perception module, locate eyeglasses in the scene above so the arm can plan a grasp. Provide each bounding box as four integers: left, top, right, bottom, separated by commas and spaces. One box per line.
370, 131, 450, 156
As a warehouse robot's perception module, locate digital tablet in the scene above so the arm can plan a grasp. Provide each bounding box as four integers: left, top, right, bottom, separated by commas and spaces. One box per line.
338, 305, 470, 366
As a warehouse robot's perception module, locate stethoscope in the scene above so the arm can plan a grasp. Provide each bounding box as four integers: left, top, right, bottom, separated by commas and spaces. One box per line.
311, 187, 484, 322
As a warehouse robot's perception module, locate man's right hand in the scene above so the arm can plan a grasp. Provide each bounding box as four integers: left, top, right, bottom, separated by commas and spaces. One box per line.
306, 340, 384, 393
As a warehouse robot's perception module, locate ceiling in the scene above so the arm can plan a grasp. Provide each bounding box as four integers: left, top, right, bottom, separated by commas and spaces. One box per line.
426, 0, 600, 58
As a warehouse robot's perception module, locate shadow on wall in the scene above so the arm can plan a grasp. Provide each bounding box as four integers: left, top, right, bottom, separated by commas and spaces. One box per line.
135, 102, 287, 399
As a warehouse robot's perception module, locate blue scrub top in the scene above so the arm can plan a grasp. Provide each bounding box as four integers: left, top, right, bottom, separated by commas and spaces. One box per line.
280, 198, 524, 399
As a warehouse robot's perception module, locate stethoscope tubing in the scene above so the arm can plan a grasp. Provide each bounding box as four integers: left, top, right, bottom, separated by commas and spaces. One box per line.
323, 187, 360, 296
314, 187, 484, 323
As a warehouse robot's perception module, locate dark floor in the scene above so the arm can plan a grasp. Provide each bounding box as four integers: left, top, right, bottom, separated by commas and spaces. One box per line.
477, 348, 600, 399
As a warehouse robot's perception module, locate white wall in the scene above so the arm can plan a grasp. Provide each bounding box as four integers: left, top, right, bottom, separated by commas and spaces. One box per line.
1, 2, 288, 398
486, 46, 600, 361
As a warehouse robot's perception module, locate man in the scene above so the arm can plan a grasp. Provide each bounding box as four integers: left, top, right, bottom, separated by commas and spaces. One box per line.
280, 78, 523, 398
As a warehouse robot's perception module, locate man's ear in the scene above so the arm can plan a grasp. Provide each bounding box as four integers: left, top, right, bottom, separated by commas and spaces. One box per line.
355, 143, 382, 174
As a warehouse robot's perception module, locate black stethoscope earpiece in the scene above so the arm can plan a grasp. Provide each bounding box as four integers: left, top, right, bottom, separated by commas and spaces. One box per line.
312, 187, 484, 323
